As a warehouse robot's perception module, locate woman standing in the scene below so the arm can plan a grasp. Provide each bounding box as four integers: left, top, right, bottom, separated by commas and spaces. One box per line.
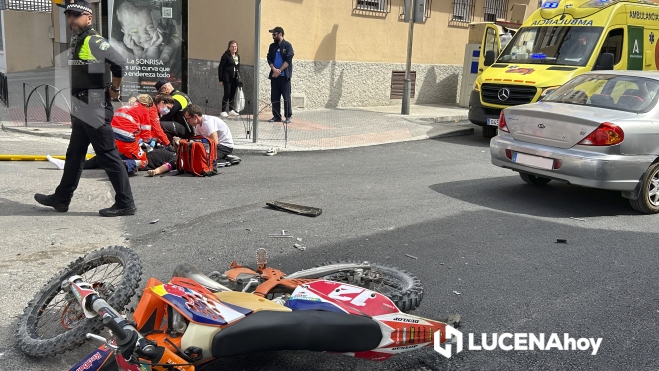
218, 40, 241, 117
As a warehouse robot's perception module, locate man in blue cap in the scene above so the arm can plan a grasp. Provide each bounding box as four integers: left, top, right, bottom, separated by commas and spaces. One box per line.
267, 26, 294, 124
34, 0, 136, 217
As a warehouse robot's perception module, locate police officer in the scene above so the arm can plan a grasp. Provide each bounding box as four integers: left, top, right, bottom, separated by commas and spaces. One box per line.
34, 0, 136, 217
155, 79, 194, 141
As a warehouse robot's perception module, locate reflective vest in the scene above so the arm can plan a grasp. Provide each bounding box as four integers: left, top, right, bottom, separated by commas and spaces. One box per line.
69, 27, 106, 94
171, 90, 191, 110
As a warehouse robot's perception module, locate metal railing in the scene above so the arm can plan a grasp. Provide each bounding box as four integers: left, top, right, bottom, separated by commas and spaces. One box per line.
22, 83, 70, 126
0, 71, 7, 107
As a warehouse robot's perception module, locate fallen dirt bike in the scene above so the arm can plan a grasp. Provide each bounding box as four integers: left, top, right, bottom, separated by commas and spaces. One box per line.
16, 246, 460, 370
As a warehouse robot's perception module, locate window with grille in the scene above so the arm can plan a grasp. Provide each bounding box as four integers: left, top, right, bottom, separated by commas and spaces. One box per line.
484, 0, 508, 22
451, 0, 475, 24
0, 0, 52, 13
355, 0, 389, 13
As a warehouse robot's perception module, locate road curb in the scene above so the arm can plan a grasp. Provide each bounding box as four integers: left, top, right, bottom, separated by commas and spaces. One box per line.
418, 115, 470, 123
3, 122, 475, 154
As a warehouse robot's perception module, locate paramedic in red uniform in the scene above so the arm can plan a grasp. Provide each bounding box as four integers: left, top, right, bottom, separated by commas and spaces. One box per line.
112, 94, 152, 170
139, 104, 170, 147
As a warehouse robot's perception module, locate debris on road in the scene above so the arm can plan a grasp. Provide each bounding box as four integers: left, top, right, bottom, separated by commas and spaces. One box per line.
266, 201, 322, 217
269, 230, 293, 238
569, 217, 586, 222
556, 239, 568, 244
149, 219, 160, 224
294, 243, 307, 251
405, 254, 419, 260
453, 291, 461, 295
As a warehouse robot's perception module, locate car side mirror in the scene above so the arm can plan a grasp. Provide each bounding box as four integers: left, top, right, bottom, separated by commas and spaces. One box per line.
594, 53, 614, 70
484, 50, 496, 67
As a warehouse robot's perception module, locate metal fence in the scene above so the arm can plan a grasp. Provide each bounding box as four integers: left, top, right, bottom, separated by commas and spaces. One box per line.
0, 71, 7, 107
0, 0, 52, 12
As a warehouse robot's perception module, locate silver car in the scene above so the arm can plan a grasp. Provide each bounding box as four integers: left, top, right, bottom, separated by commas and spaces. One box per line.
490, 71, 659, 214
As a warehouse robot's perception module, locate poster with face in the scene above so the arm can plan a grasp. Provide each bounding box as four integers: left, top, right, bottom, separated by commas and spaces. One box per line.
108, 0, 184, 98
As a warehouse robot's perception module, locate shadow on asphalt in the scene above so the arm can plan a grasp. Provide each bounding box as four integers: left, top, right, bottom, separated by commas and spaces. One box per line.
0, 198, 98, 217
429, 176, 638, 218
431, 126, 491, 149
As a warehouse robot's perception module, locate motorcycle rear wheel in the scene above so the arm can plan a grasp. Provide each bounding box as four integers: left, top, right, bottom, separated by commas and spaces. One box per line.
16, 246, 142, 357
316, 261, 423, 313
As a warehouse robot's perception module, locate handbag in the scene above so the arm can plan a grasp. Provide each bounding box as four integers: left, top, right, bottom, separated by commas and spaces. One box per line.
234, 87, 245, 112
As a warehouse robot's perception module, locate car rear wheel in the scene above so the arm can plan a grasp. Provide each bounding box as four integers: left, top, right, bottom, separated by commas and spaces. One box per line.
519, 173, 552, 186
482, 126, 497, 138
629, 163, 659, 214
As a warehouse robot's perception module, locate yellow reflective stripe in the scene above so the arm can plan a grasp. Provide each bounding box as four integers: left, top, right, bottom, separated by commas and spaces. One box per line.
172, 94, 188, 109
78, 36, 97, 61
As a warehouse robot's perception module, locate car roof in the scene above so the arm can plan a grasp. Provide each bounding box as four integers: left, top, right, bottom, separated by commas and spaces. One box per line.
582, 70, 659, 80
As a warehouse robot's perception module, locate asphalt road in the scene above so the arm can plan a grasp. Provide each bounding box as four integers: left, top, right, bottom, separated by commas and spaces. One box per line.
1, 125, 657, 370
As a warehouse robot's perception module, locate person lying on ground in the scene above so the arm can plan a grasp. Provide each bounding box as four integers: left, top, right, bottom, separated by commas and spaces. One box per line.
48, 149, 176, 177
154, 93, 194, 142
182, 104, 235, 160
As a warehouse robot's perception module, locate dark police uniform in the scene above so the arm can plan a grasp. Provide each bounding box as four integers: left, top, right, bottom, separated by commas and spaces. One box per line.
55, 1, 134, 210
156, 79, 194, 140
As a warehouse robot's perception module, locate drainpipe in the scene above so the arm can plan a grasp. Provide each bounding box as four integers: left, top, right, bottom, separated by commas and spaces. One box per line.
401, 0, 415, 115
253, 0, 261, 142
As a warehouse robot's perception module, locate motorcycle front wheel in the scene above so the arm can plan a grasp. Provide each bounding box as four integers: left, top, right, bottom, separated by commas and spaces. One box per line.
316, 261, 424, 313
16, 246, 142, 357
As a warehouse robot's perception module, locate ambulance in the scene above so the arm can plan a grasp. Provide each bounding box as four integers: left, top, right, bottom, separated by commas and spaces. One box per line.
469, 0, 659, 137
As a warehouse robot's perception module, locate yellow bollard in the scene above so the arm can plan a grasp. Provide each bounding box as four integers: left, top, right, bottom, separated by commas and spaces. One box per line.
0, 154, 95, 161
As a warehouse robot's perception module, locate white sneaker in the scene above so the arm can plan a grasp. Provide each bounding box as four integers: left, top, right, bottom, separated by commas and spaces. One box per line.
265, 148, 277, 156
229, 110, 240, 116
47, 155, 65, 170
220, 112, 229, 118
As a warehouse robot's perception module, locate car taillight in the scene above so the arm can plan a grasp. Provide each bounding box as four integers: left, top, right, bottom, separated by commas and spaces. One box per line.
578, 122, 624, 146
498, 111, 510, 133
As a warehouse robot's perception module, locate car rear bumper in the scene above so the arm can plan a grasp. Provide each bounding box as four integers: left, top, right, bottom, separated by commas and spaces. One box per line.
490, 135, 655, 191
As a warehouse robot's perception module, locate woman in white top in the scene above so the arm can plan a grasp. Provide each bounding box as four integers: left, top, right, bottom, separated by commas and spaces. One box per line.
218, 40, 241, 118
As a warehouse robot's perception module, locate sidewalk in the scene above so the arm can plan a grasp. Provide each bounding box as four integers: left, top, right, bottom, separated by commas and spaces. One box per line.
2, 66, 473, 152
2, 104, 472, 152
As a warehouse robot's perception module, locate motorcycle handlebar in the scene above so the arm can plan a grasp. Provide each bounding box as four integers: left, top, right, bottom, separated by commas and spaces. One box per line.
68, 278, 154, 360
102, 315, 129, 343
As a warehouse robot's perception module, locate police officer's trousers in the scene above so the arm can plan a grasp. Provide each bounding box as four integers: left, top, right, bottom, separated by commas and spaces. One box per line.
54, 90, 135, 208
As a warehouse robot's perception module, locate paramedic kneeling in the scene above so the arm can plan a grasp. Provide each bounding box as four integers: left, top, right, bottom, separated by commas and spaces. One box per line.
182, 104, 234, 159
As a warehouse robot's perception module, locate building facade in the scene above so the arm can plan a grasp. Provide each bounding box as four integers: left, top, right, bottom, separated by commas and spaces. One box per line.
188, 0, 538, 111
0, 0, 54, 73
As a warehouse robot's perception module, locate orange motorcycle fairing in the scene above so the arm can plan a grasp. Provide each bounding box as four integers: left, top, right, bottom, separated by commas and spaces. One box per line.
133, 278, 168, 333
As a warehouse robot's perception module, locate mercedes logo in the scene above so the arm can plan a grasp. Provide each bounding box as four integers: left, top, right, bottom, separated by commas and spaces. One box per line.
498, 88, 511, 101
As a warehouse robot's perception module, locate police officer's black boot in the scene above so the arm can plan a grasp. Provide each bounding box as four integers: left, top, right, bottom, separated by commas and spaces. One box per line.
34, 194, 69, 213
99, 204, 137, 217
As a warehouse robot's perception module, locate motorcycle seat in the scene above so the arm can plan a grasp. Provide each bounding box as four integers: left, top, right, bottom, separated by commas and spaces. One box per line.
211, 310, 383, 358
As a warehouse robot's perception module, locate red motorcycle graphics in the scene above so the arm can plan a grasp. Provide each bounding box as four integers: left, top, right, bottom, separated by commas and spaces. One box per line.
287, 280, 399, 317
67, 345, 114, 371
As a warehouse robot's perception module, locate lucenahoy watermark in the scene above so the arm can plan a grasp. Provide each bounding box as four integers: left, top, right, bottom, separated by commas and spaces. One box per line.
434, 326, 603, 358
